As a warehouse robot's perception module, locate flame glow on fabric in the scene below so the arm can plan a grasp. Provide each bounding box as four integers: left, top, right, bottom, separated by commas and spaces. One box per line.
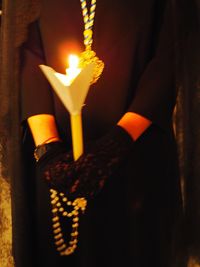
39, 0, 104, 256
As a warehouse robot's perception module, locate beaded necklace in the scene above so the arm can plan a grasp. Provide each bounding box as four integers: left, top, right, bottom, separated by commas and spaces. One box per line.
50, 0, 104, 256
50, 189, 87, 255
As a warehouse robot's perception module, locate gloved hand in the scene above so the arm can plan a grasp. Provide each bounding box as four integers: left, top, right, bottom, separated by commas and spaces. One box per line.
37, 125, 134, 198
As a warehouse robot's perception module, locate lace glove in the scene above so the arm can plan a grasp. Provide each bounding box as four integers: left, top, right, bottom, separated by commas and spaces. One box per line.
37, 125, 134, 198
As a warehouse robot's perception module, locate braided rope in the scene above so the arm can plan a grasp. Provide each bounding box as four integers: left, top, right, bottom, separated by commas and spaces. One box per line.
80, 0, 97, 49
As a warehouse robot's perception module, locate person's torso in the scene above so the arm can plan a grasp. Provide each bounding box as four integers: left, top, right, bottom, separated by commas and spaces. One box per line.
39, 0, 164, 140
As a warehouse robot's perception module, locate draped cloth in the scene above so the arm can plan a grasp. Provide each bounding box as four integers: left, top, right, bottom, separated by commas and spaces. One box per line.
172, 0, 200, 266
0, 0, 199, 266
0, 1, 41, 266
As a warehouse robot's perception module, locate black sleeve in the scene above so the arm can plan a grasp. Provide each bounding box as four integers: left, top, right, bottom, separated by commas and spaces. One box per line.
20, 21, 54, 123
128, 1, 176, 130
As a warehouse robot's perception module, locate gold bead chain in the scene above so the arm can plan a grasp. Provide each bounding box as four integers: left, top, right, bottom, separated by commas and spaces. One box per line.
50, 189, 87, 255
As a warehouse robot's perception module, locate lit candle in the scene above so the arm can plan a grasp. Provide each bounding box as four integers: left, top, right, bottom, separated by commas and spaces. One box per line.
66, 55, 81, 84
39, 55, 95, 256
61, 54, 83, 160
55, 54, 81, 86
39, 55, 95, 160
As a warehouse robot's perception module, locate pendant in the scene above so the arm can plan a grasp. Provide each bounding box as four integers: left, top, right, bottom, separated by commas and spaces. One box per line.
79, 49, 104, 84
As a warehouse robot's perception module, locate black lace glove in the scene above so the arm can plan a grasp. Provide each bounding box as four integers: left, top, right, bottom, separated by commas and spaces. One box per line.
37, 125, 134, 198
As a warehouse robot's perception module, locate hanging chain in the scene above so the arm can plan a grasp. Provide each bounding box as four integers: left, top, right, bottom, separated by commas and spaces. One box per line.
50, 189, 87, 256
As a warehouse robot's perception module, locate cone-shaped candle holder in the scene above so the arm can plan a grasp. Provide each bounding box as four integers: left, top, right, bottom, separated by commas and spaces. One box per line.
39, 59, 95, 160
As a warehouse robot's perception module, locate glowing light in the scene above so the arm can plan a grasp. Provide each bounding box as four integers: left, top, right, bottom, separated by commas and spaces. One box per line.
68, 55, 79, 69
55, 54, 81, 86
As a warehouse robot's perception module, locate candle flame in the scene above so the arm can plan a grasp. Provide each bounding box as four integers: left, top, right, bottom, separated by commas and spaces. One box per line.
55, 54, 81, 86
68, 55, 79, 69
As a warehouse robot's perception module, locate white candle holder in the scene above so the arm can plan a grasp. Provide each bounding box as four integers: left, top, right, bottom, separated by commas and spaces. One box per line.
39, 60, 95, 255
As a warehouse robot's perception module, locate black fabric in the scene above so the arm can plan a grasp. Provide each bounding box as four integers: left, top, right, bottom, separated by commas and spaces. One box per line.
128, 1, 176, 129
19, 1, 184, 267
21, 22, 55, 121
21, 0, 176, 132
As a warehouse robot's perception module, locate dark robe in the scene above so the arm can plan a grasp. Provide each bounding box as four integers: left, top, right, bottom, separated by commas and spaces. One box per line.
19, 0, 184, 266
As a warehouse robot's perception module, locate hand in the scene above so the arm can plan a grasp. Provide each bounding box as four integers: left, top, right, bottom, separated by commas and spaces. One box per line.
37, 126, 134, 198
